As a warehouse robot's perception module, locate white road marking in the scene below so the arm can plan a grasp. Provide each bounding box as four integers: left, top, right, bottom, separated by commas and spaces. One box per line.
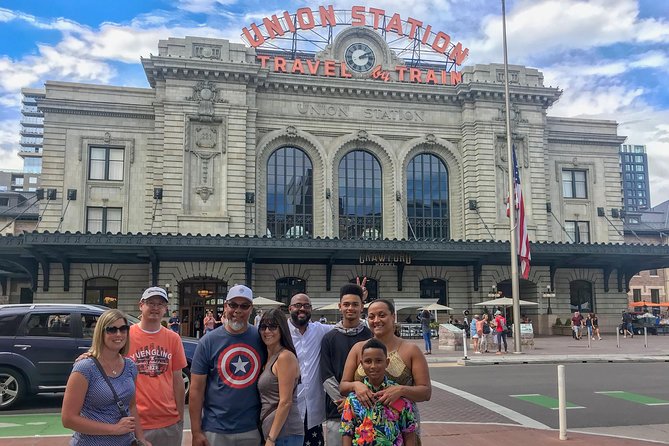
431, 379, 550, 430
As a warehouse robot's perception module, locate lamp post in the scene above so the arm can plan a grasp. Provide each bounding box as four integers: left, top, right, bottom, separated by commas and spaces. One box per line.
543, 285, 556, 315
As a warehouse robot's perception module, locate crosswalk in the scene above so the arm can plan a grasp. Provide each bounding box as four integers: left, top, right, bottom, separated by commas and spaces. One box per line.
511, 390, 669, 410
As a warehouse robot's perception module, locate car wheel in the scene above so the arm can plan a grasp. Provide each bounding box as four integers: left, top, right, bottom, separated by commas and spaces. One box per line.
0, 367, 25, 410
182, 367, 190, 402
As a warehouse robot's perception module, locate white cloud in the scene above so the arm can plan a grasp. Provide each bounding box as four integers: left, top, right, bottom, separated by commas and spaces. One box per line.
0, 118, 22, 170
177, 0, 239, 14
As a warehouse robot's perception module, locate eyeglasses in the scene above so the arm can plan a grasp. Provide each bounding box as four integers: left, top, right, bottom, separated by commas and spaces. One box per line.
143, 301, 166, 308
105, 325, 130, 334
227, 302, 252, 310
259, 323, 279, 332
290, 303, 312, 310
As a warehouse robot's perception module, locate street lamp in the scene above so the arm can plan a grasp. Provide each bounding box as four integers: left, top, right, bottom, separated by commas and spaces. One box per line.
542, 285, 556, 314
487, 285, 500, 299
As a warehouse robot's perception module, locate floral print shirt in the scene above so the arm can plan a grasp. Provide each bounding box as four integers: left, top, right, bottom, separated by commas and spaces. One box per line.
340, 377, 416, 446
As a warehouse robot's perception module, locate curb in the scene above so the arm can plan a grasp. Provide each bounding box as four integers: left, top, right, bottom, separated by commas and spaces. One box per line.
455, 354, 669, 366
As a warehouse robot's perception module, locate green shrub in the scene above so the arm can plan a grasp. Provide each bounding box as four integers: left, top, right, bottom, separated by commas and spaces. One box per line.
554, 318, 562, 326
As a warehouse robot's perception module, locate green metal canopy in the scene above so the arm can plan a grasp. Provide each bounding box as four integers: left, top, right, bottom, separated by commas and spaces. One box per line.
1, 232, 668, 294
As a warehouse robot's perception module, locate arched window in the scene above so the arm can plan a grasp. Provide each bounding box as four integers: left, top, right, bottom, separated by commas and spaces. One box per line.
84, 277, 118, 308
406, 153, 449, 239
420, 278, 448, 306
338, 150, 382, 239
276, 277, 307, 305
349, 277, 379, 302
267, 147, 313, 238
570, 280, 594, 312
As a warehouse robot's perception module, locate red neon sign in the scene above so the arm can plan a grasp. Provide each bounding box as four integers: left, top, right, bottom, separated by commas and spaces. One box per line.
242, 5, 469, 66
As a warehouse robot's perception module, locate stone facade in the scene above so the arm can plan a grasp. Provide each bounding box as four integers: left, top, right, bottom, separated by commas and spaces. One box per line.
18, 34, 634, 335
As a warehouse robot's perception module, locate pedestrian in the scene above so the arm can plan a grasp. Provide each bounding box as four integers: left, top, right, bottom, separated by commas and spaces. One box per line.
419, 309, 433, 355
470, 315, 480, 354
168, 310, 181, 334
340, 299, 431, 444
320, 283, 372, 446
319, 315, 328, 324
62, 309, 151, 446
571, 311, 583, 340
622, 311, 634, 338
129, 287, 188, 446
258, 308, 304, 446
592, 313, 602, 340
479, 314, 491, 353
203, 310, 215, 334
254, 309, 263, 327
493, 310, 508, 354
585, 313, 594, 339
189, 284, 265, 446
288, 293, 333, 446
340, 338, 416, 446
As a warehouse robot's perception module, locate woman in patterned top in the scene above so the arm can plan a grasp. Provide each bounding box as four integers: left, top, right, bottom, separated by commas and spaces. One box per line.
62, 309, 150, 446
340, 299, 431, 444
341, 338, 416, 446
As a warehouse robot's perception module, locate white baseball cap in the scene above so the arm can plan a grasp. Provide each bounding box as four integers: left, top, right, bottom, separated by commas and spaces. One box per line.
226, 284, 253, 303
140, 286, 168, 302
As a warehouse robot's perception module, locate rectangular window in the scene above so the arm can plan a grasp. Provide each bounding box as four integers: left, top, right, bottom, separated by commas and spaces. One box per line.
635, 165, 645, 172
649, 269, 658, 276
562, 170, 587, 198
635, 155, 644, 163
624, 173, 632, 180
29, 177, 37, 184
0, 198, 8, 206
632, 289, 641, 302
86, 207, 122, 233
628, 217, 640, 224
89, 146, 124, 181
637, 173, 645, 181
565, 220, 590, 243
651, 289, 660, 304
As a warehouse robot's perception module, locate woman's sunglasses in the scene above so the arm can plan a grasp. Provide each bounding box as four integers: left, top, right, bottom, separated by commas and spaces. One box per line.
105, 325, 130, 334
259, 323, 279, 332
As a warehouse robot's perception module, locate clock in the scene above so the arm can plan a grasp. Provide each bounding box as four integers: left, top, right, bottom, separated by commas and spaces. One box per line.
344, 42, 376, 73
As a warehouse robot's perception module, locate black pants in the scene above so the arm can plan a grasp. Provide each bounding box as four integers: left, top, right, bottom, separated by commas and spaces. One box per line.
303, 413, 324, 446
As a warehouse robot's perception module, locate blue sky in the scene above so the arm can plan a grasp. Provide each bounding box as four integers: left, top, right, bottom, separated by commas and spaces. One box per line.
1, 0, 668, 205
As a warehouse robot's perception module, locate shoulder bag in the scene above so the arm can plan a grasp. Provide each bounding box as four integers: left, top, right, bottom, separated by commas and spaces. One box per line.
91, 357, 145, 446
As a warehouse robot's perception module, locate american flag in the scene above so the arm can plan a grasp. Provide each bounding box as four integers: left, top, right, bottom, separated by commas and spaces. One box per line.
506, 145, 531, 279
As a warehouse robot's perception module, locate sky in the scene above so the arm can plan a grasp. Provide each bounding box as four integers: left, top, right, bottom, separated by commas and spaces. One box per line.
0, 0, 667, 205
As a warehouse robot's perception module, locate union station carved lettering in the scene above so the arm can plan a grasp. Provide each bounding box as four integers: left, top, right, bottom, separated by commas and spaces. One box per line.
296, 102, 424, 122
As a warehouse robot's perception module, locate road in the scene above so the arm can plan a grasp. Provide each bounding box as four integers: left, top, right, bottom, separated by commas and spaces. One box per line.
2, 362, 669, 443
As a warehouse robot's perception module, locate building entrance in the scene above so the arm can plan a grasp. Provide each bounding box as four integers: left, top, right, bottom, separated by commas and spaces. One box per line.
179, 278, 228, 337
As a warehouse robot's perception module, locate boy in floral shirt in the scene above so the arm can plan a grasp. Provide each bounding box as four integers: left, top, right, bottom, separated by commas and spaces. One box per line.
340, 338, 416, 446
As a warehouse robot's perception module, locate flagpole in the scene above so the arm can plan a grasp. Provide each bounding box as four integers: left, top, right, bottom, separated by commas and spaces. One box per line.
501, 0, 521, 353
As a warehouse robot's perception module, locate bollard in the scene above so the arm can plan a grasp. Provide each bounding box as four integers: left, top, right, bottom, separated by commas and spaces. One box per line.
557, 364, 567, 440
616, 327, 620, 348
462, 329, 468, 360
644, 327, 647, 348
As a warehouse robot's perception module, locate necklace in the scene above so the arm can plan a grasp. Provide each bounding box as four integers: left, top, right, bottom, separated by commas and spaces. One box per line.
101, 355, 121, 376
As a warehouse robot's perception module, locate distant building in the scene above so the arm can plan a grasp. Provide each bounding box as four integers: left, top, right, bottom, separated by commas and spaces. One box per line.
625, 200, 669, 306
0, 191, 38, 236
0, 169, 39, 193
620, 144, 650, 214
18, 88, 45, 177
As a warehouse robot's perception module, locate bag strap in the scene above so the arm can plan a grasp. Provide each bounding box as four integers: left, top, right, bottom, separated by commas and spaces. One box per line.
91, 357, 129, 418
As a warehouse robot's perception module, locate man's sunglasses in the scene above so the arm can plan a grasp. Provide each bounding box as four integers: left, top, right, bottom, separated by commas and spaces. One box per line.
227, 302, 252, 310
259, 323, 279, 332
105, 325, 130, 334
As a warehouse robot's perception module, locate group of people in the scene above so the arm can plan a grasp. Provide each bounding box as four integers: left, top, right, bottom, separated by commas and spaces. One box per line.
571, 311, 602, 340
468, 311, 509, 354
63, 280, 432, 446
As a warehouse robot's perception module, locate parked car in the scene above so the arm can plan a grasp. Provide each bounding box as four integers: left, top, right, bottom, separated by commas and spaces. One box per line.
0, 303, 198, 410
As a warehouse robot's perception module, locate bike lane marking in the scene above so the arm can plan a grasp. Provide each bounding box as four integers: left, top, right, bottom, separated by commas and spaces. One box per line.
431, 380, 550, 429
595, 391, 669, 406
0, 413, 71, 438
510, 394, 585, 410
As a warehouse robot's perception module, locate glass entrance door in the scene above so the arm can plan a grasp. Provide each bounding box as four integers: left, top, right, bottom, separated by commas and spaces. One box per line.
179, 278, 228, 337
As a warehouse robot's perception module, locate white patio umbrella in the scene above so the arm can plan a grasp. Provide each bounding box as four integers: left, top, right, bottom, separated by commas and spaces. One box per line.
316, 302, 340, 311
252, 296, 285, 308
418, 303, 453, 322
474, 297, 538, 307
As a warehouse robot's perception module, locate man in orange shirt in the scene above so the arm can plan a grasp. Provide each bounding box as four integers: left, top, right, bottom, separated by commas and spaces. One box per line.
129, 287, 187, 446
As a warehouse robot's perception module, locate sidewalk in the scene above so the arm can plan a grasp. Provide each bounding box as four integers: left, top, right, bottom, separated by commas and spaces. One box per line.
407, 333, 669, 365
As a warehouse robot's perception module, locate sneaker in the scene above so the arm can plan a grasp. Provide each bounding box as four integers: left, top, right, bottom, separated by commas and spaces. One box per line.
475, 351, 482, 354
592, 337, 596, 340
598, 337, 602, 340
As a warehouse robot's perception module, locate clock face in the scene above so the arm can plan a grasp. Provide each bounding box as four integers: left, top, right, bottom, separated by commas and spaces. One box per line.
344, 42, 376, 73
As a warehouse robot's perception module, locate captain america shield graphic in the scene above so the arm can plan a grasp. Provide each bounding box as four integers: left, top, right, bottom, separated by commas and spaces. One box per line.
217, 343, 261, 389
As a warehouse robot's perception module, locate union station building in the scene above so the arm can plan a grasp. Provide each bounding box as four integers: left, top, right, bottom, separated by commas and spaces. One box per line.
2, 11, 669, 335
